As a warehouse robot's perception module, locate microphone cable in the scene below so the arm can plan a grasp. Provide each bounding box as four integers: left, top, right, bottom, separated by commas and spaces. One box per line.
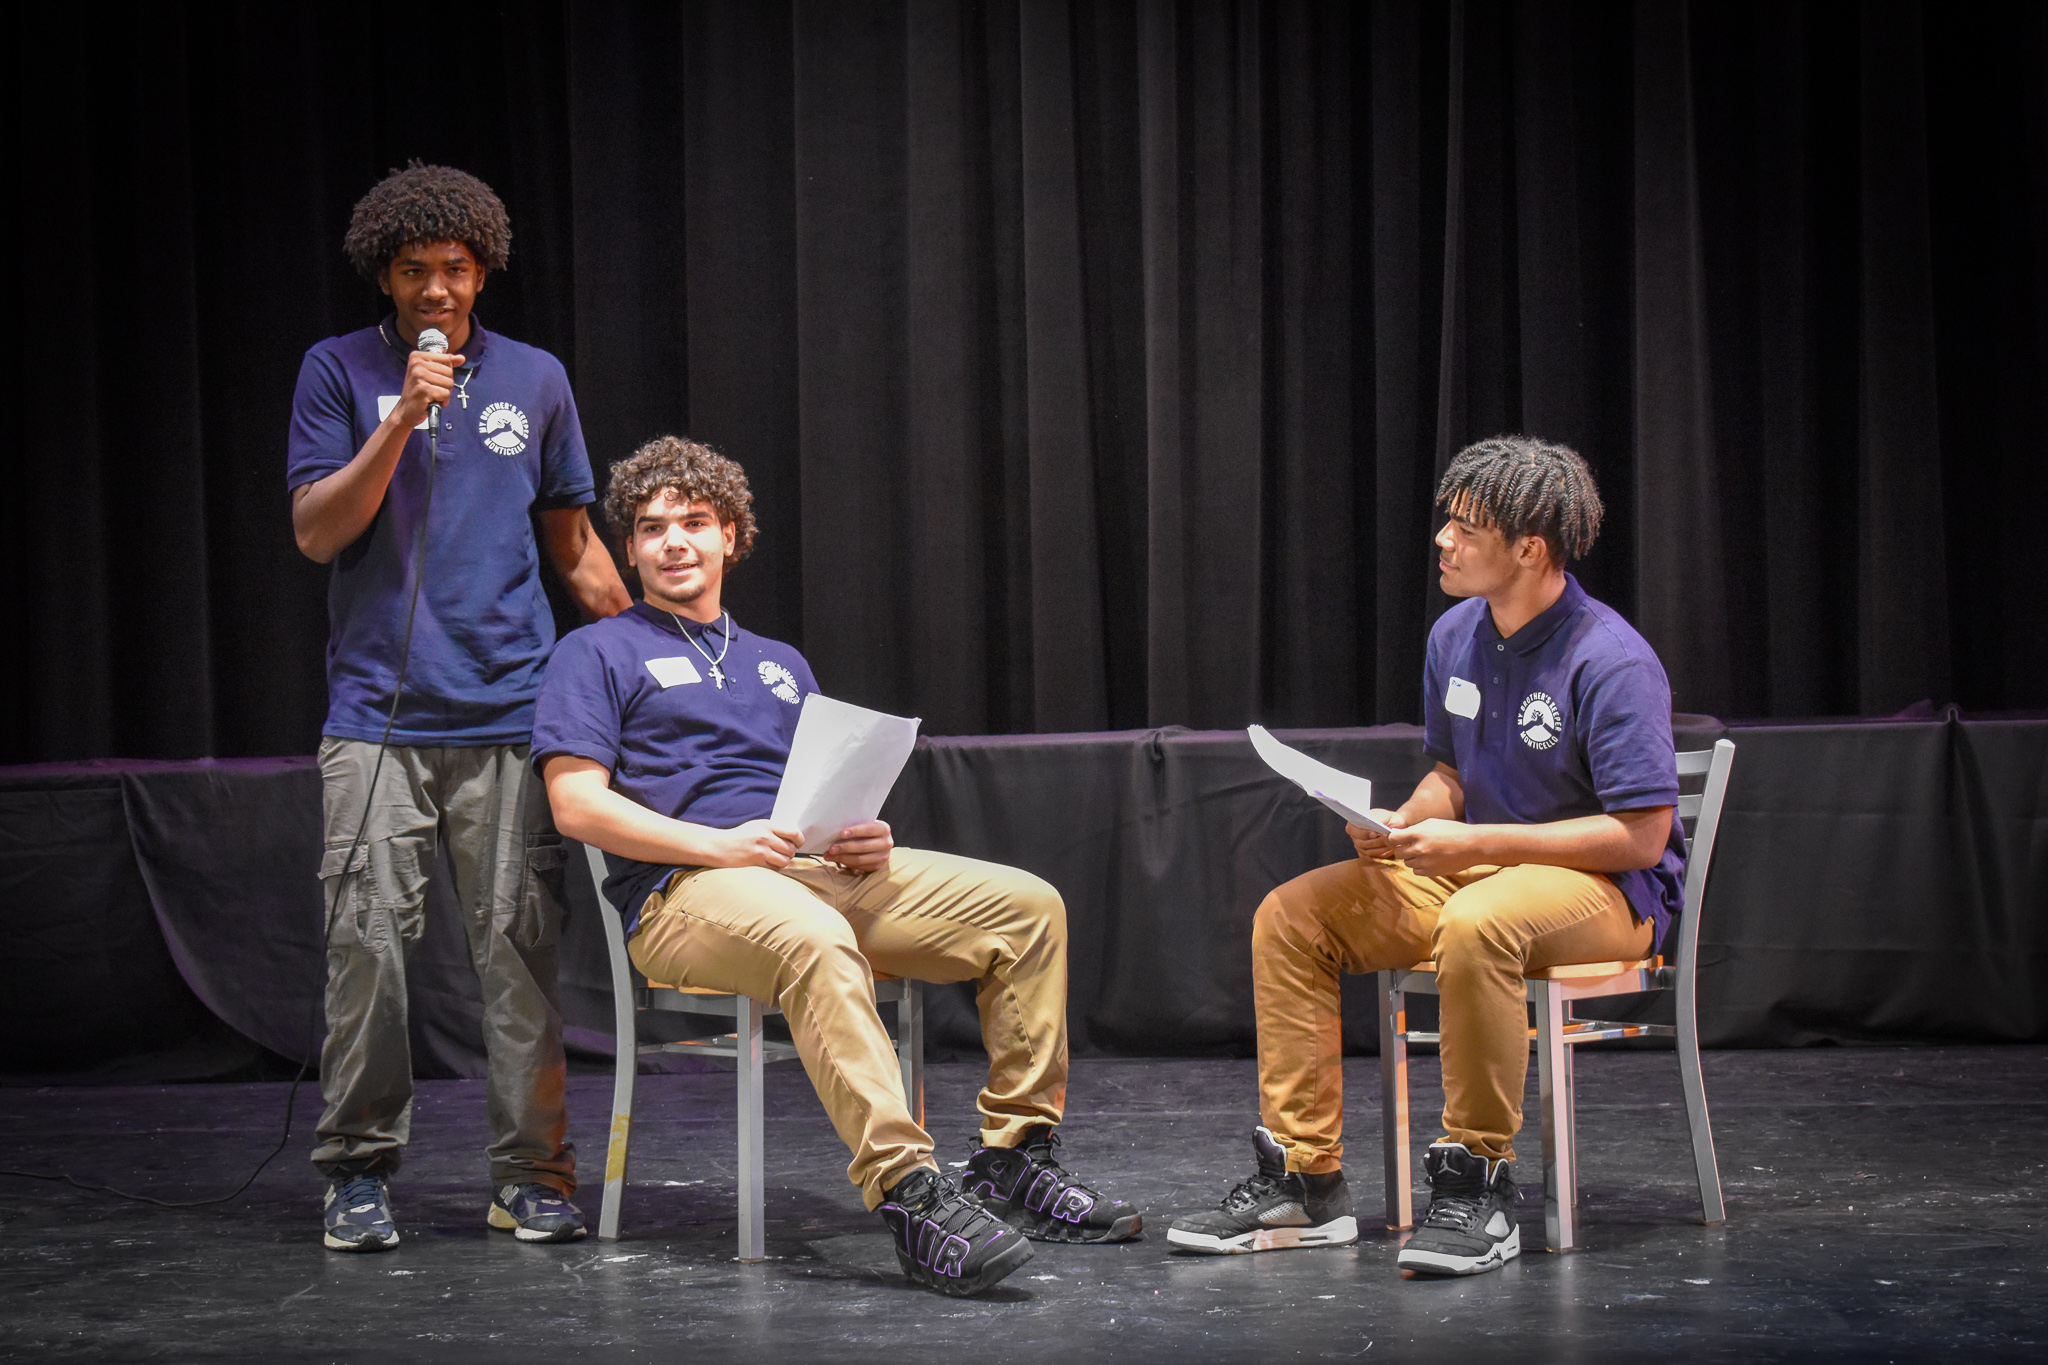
1, 396, 447, 1208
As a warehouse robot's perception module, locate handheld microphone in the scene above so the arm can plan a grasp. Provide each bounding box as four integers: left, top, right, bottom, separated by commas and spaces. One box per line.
417, 327, 449, 434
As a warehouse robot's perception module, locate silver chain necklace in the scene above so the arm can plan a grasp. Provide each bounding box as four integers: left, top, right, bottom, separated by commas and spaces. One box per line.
666, 609, 733, 689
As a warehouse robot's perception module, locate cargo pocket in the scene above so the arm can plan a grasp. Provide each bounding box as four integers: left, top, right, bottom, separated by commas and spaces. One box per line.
319, 838, 424, 951
510, 835, 567, 950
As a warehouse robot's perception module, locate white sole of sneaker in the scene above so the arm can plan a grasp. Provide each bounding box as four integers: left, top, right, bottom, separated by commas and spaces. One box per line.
1166, 1216, 1359, 1254
1397, 1224, 1521, 1276
322, 1229, 398, 1252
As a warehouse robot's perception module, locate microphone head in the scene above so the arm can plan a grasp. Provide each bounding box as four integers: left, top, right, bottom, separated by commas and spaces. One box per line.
417, 327, 449, 354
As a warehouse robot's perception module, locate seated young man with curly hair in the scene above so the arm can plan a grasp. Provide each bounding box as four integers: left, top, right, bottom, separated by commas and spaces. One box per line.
532, 437, 1142, 1297
288, 162, 631, 1253
1168, 436, 1685, 1278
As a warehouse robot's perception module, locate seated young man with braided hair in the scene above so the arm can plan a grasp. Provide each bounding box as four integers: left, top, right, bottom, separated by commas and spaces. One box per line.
532, 437, 1141, 1298
1168, 436, 1685, 1277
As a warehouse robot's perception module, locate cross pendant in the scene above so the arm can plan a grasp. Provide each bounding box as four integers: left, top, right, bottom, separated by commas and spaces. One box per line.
710, 663, 727, 689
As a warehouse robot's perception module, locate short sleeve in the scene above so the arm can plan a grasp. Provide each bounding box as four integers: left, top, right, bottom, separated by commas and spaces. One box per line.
531, 630, 625, 776
1579, 657, 1678, 812
791, 650, 822, 699
534, 366, 595, 510
286, 348, 359, 491
1421, 630, 1457, 769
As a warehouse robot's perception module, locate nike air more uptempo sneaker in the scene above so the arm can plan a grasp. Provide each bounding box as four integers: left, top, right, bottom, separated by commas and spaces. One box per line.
961, 1126, 1143, 1243
878, 1167, 1035, 1297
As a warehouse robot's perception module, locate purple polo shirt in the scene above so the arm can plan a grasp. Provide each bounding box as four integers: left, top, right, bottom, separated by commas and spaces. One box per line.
286, 317, 595, 744
531, 604, 820, 929
1422, 574, 1687, 946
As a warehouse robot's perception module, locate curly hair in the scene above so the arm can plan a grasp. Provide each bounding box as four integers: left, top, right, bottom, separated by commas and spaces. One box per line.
342, 161, 512, 281
1435, 435, 1605, 568
604, 436, 759, 564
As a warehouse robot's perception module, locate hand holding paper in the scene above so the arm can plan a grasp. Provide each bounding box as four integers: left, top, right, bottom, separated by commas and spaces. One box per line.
770, 694, 922, 856
1246, 725, 1394, 835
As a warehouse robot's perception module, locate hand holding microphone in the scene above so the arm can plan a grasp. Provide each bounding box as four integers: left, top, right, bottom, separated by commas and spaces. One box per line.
395, 327, 463, 435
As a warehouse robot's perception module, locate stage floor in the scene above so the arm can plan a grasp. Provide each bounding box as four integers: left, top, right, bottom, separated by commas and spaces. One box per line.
2, 1048, 2040, 1362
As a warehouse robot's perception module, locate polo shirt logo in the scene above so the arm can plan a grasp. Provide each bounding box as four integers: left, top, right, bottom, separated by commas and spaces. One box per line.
758, 660, 801, 704
478, 401, 530, 456
1517, 692, 1564, 750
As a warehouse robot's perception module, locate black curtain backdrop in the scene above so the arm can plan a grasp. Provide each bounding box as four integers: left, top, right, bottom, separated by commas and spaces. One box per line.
6, 2, 2046, 764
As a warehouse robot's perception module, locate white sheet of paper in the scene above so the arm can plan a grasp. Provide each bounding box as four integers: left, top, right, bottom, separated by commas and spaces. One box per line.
770, 694, 922, 855
1247, 725, 1393, 834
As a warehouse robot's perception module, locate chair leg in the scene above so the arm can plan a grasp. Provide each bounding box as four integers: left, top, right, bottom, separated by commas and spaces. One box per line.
1534, 982, 1576, 1252
736, 997, 767, 1262
898, 982, 925, 1129
1379, 972, 1413, 1232
1563, 1025, 1579, 1211
598, 1029, 636, 1243
1677, 988, 1726, 1225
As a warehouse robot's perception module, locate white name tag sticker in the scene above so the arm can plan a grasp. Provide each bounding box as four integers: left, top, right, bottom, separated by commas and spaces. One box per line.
375, 395, 429, 430
1445, 676, 1482, 719
644, 656, 704, 689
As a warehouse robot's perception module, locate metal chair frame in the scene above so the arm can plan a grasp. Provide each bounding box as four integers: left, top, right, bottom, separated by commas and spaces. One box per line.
584, 844, 924, 1259
1378, 738, 1735, 1252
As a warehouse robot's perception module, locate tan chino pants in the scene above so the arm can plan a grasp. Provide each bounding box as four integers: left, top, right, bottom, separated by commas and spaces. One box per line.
1252, 857, 1652, 1172
627, 847, 1068, 1208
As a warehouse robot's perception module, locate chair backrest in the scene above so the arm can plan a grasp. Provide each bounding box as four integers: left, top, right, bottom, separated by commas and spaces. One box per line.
1670, 739, 1736, 984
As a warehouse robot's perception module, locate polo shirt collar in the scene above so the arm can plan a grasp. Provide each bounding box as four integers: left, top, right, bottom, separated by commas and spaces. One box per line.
1479, 573, 1588, 656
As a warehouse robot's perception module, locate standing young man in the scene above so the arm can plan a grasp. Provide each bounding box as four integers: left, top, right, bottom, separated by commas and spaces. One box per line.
288, 162, 630, 1252
533, 436, 1141, 1297
1168, 436, 1684, 1277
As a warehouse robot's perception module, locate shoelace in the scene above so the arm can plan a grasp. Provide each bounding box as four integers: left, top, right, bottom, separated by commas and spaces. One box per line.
910, 1177, 1006, 1238
1218, 1170, 1289, 1213
336, 1176, 386, 1213
1022, 1134, 1105, 1198
1419, 1189, 1488, 1233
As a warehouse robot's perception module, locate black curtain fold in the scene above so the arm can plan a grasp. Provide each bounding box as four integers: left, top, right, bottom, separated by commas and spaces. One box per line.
8, 1, 2047, 765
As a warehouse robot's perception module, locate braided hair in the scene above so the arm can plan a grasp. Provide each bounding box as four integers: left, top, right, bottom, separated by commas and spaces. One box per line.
342, 161, 511, 282
1435, 436, 1604, 568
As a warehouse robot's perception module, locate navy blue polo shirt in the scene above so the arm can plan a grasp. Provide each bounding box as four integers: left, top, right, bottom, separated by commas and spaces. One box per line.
530, 604, 820, 930
286, 317, 595, 744
1422, 574, 1687, 947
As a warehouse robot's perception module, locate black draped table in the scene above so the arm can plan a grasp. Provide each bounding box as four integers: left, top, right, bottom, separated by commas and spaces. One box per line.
4, 717, 2045, 1082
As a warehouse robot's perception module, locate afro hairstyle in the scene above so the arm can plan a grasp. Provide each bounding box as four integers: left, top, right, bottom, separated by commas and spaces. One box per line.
342, 160, 511, 282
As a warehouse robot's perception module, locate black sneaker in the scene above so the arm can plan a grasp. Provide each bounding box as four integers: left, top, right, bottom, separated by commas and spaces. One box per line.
1166, 1126, 1358, 1254
323, 1173, 399, 1253
488, 1182, 587, 1243
1396, 1142, 1521, 1276
961, 1126, 1143, 1243
877, 1167, 1034, 1296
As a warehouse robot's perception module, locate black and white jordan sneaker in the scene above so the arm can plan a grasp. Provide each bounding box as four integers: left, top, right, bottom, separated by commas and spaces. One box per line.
961, 1126, 1143, 1243
877, 1167, 1034, 1297
1166, 1126, 1358, 1254
1396, 1142, 1520, 1276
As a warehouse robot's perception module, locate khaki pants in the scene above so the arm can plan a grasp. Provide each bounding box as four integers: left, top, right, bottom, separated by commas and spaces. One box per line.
1253, 857, 1652, 1172
312, 739, 575, 1193
628, 848, 1068, 1209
